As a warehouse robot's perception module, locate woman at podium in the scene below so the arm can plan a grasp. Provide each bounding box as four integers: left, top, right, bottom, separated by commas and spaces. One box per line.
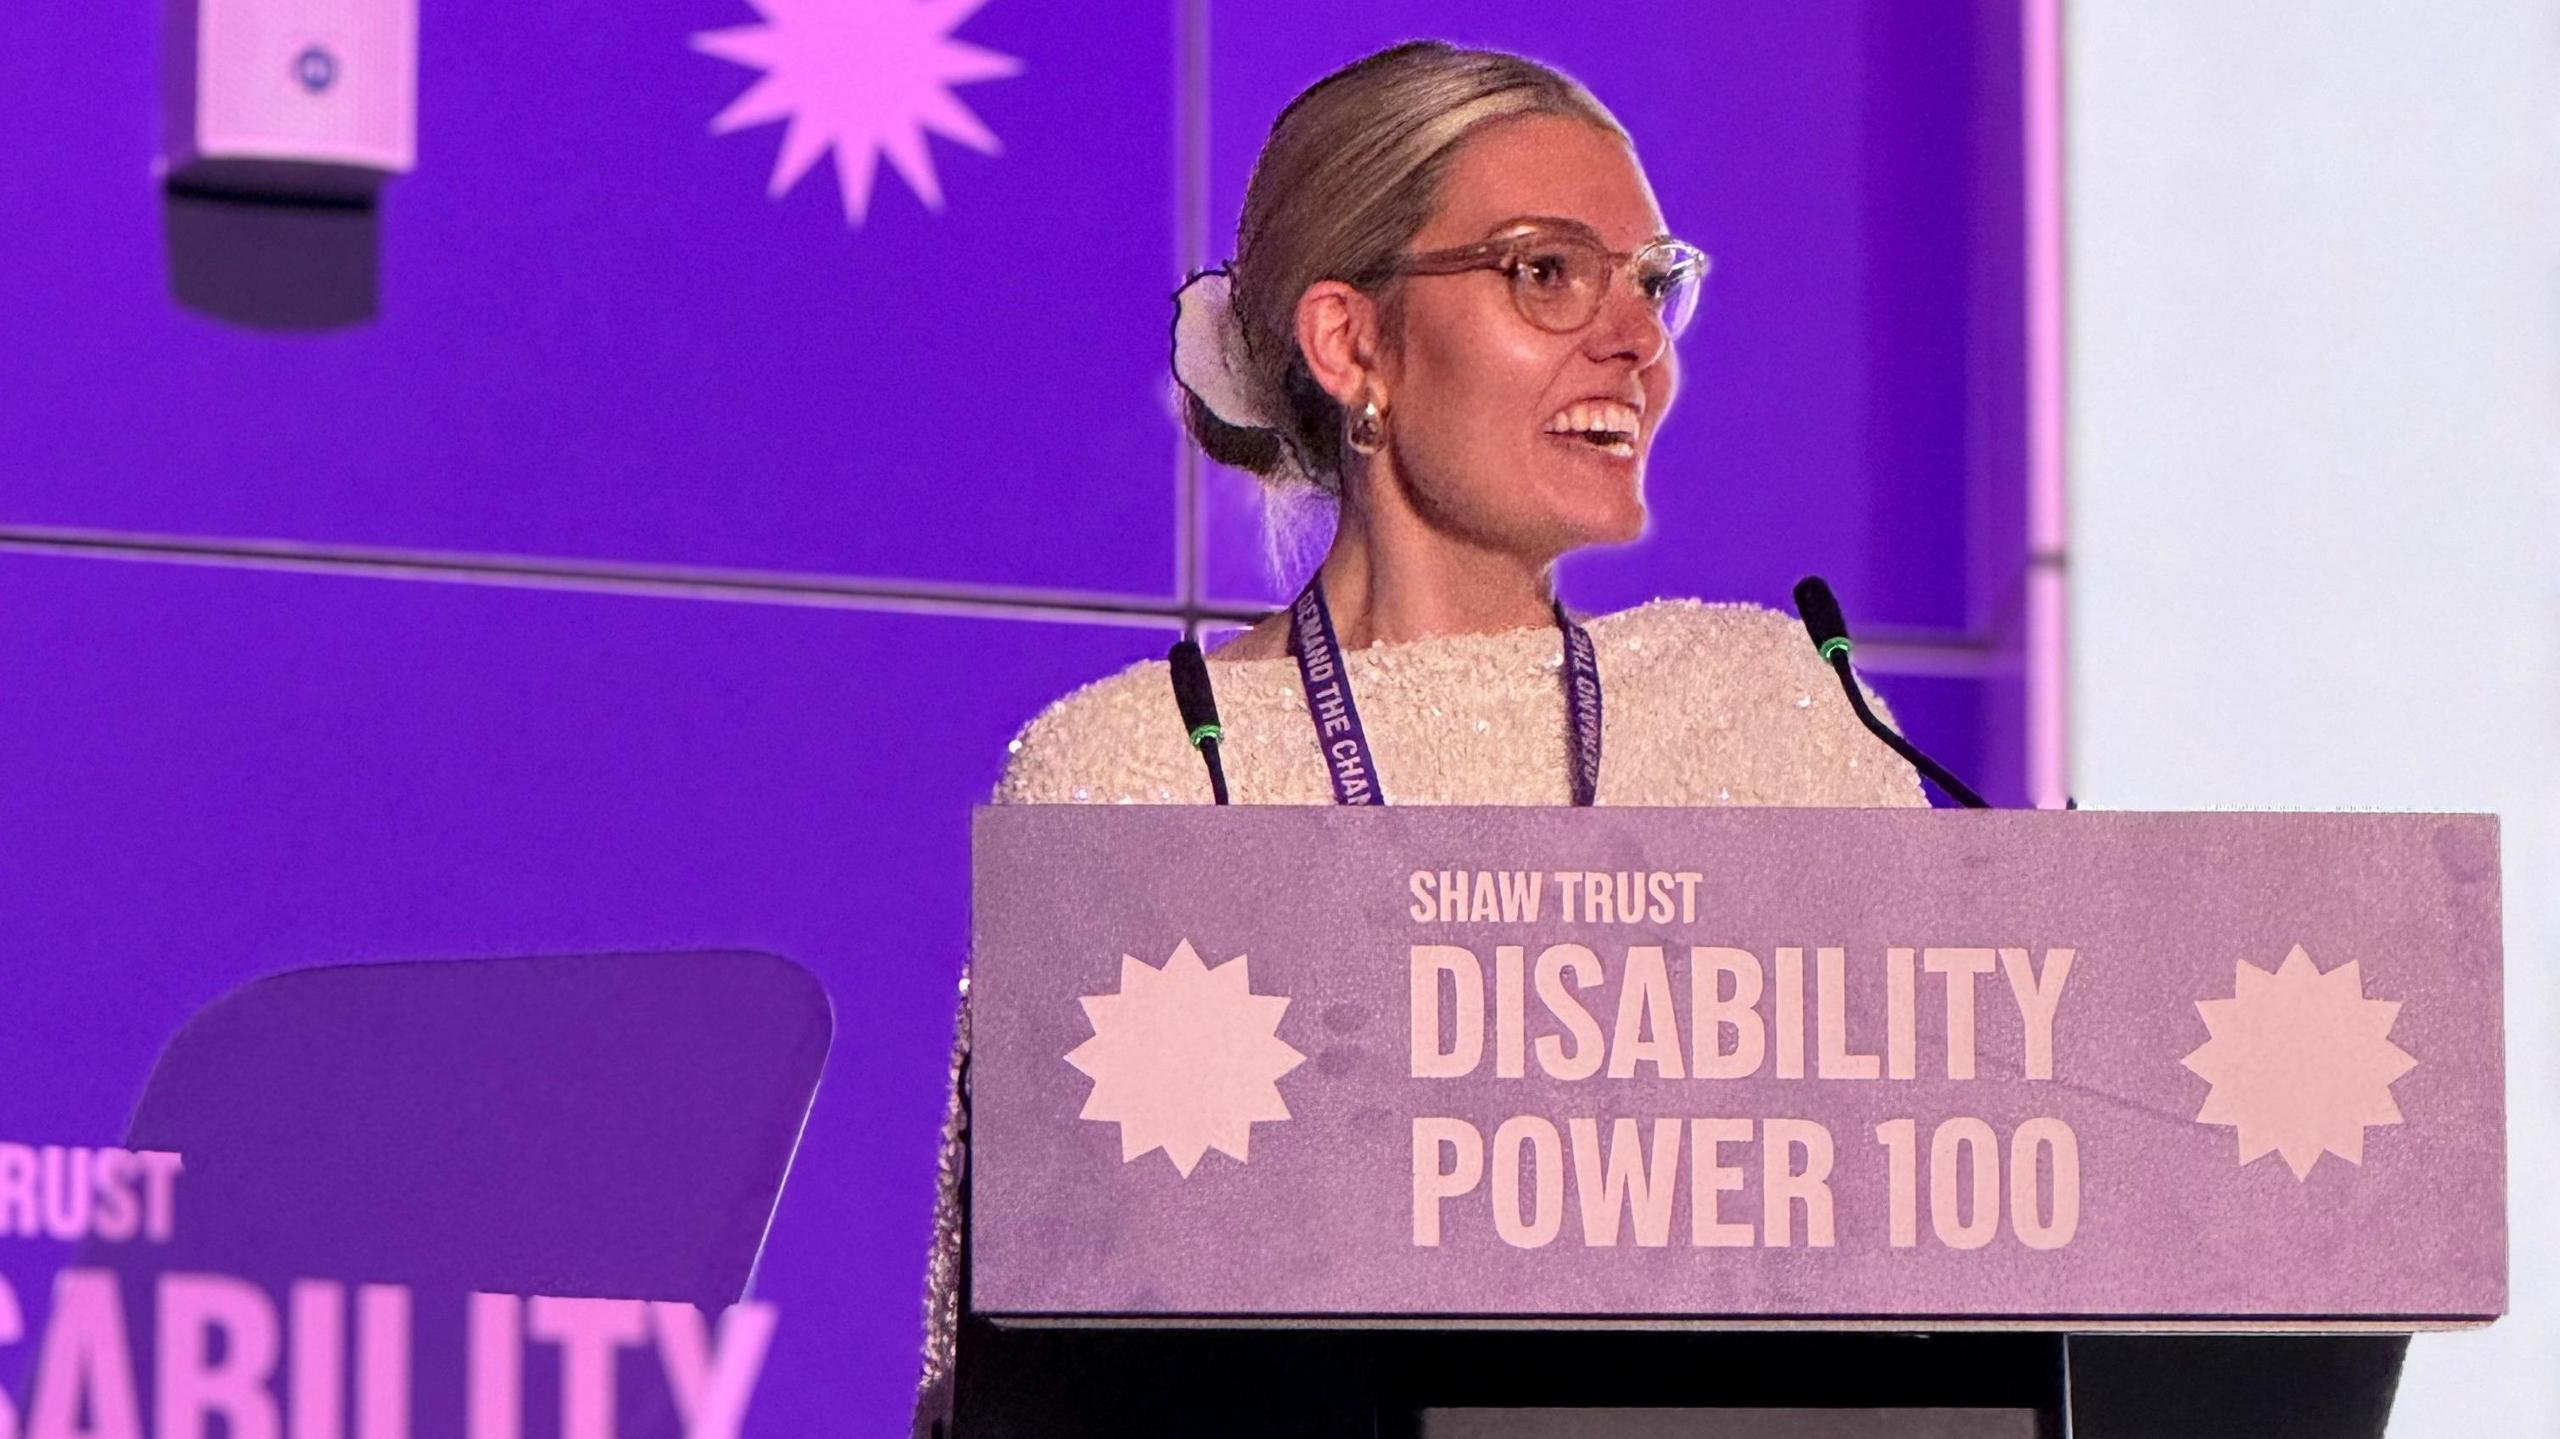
987, 45, 1919, 813
918, 38, 1929, 1437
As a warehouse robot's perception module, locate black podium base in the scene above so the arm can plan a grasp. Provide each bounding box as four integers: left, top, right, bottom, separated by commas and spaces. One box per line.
2066, 1334, 2406, 1439
953, 1322, 2064, 1438
950, 1321, 2404, 1439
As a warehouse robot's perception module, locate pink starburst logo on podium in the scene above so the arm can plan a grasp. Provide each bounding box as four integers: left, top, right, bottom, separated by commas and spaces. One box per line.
692, 0, 1023, 227
2182, 944, 2419, 1179
1064, 941, 1307, 1177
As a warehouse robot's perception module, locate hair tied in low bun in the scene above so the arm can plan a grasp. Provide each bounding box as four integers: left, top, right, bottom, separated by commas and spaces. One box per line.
1169, 267, 1276, 432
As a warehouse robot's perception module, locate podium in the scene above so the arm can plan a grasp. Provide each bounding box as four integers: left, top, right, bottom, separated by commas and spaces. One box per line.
958, 808, 2504, 1437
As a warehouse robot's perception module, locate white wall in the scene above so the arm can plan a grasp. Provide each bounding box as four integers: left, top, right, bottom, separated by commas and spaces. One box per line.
2066, 2, 2560, 1432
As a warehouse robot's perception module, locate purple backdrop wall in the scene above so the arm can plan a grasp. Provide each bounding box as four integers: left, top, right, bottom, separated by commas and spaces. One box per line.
0, 1, 2033, 1432
0, 555, 1169, 1428
1, 0, 1181, 592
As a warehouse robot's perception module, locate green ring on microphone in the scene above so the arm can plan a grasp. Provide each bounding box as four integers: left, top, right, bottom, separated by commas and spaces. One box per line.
1818, 637, 1853, 661
1189, 723, 1224, 747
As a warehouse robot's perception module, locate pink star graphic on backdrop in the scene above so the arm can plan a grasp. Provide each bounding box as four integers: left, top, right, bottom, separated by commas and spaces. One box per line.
1064, 941, 1307, 1177
2181, 944, 2419, 1179
692, 0, 1022, 227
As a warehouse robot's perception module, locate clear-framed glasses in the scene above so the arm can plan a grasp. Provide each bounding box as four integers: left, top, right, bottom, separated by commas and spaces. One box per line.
1361, 218, 1711, 340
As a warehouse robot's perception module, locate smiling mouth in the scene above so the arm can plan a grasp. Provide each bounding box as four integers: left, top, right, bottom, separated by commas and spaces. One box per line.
1544, 397, 1644, 460
1548, 428, 1638, 460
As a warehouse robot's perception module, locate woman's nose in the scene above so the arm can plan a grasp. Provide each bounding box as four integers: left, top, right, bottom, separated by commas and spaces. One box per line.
1586, 273, 1671, 366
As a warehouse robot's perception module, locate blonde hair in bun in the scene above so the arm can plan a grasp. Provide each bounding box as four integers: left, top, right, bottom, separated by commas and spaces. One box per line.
1176, 40, 1629, 495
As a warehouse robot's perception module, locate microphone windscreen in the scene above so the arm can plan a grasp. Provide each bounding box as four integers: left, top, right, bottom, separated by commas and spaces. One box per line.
1792, 575, 1850, 651
1167, 639, 1223, 733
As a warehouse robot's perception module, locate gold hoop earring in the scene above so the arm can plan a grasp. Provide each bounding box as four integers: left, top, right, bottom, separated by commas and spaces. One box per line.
1346, 398, 1386, 455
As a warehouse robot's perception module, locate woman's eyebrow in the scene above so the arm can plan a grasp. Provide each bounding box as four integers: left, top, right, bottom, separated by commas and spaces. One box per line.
1484, 214, 1603, 242
1484, 215, 1677, 248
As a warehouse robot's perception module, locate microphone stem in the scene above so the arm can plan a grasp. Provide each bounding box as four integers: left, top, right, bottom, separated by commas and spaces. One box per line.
1826, 654, 1989, 809
1199, 737, 1231, 806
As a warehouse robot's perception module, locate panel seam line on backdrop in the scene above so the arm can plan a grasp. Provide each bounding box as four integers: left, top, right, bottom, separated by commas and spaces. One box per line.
0, 524, 2006, 674
0, 525, 1260, 629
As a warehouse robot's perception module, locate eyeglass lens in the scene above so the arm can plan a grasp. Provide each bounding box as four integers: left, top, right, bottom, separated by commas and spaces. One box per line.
1512, 238, 1703, 339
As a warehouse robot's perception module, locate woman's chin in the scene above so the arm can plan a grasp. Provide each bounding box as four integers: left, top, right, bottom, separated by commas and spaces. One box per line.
1550, 475, 1648, 549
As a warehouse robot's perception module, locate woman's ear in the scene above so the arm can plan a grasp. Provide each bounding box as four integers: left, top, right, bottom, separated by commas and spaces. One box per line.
1294, 280, 1389, 410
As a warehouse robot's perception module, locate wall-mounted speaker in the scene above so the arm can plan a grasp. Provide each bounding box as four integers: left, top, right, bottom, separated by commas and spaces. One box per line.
162, 0, 416, 201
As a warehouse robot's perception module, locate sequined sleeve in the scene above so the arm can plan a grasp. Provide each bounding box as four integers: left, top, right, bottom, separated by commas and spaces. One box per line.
988, 658, 1207, 807
911, 982, 968, 1436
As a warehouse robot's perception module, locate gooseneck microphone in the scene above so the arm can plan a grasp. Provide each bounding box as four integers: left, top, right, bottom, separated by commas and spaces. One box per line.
1791, 576, 1989, 809
1166, 639, 1231, 805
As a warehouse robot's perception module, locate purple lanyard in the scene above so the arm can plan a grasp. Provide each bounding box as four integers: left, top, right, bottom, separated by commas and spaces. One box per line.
1287, 579, 1602, 806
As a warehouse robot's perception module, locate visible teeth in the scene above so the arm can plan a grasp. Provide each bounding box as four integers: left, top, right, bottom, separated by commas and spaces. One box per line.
1544, 399, 1642, 436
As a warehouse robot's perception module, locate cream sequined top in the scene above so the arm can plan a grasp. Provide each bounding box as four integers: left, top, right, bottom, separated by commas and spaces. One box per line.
912, 598, 1927, 1427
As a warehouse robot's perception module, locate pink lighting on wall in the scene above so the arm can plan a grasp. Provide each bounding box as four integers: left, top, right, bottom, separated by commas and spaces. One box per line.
692, 0, 1024, 228
2023, 0, 2071, 809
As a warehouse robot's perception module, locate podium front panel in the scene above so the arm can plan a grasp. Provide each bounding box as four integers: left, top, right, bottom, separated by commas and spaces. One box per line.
969, 808, 2504, 1326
